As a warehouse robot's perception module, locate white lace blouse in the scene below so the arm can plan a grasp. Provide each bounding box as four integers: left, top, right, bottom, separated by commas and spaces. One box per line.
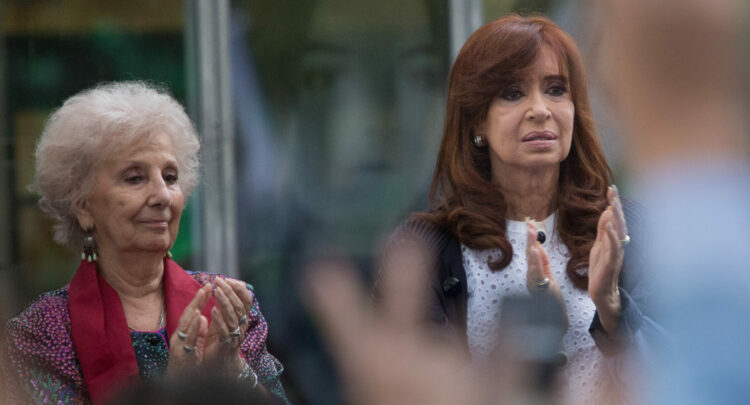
463, 213, 615, 404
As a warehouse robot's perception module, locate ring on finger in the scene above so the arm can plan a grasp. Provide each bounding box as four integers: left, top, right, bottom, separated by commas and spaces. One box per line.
536, 277, 550, 291
177, 331, 188, 340
620, 234, 631, 247
183, 345, 196, 354
230, 325, 241, 337
222, 337, 233, 345
239, 315, 247, 324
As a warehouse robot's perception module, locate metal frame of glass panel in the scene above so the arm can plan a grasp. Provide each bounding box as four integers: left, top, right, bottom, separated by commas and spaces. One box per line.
185, 0, 239, 277
0, 53, 8, 274
450, 0, 483, 61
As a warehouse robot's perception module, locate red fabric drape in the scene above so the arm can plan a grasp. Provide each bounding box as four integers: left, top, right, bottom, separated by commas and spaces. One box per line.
69, 258, 215, 404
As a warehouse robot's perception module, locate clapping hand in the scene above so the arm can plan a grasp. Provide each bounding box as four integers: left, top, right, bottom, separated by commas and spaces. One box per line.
525, 219, 568, 332
204, 278, 255, 373
525, 219, 562, 303
588, 185, 629, 334
167, 279, 255, 376
167, 284, 211, 373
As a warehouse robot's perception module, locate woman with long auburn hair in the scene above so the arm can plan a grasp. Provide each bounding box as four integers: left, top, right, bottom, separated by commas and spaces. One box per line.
378, 14, 653, 404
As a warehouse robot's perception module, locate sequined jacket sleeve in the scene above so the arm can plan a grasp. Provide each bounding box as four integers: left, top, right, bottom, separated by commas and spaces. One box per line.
3, 287, 89, 404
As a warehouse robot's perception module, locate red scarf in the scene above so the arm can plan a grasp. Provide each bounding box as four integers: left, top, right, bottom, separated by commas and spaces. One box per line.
69, 258, 215, 404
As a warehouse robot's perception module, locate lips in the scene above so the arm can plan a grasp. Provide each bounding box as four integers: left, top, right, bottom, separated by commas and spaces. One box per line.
138, 219, 170, 228
522, 131, 558, 142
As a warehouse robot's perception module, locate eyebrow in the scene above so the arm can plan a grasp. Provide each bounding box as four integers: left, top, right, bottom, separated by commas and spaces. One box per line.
118, 159, 178, 170
544, 74, 568, 83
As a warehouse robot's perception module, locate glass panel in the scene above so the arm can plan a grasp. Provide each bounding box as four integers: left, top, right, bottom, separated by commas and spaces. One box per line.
231, 0, 449, 402
0, 0, 188, 312
484, 0, 553, 18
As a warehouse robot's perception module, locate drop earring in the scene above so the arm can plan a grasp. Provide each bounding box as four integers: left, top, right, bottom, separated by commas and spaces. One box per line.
82, 231, 98, 262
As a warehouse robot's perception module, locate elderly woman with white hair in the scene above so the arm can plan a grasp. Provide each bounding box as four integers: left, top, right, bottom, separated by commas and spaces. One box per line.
2, 82, 289, 404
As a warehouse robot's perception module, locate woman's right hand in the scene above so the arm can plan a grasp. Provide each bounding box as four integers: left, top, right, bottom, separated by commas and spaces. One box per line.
525, 220, 564, 306
202, 278, 255, 375
166, 284, 211, 376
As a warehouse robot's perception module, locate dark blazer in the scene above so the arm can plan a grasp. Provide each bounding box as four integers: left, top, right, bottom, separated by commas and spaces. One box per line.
375, 200, 653, 364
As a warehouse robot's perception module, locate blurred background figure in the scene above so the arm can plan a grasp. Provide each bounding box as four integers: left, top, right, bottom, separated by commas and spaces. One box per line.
589, 0, 750, 403
234, 0, 447, 257
231, 1, 449, 401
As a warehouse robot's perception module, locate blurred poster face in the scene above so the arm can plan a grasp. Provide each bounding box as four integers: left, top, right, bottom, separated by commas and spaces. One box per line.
238, 0, 447, 259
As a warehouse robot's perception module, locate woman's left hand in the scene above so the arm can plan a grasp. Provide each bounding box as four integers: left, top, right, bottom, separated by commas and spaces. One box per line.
588, 185, 629, 334
203, 277, 255, 374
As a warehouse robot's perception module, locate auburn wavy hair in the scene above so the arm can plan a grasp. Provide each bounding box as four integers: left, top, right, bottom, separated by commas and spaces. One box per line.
417, 15, 612, 290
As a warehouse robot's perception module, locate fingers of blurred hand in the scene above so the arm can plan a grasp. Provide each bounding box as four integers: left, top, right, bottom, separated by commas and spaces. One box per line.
305, 259, 368, 359
379, 239, 431, 329
601, 0, 743, 32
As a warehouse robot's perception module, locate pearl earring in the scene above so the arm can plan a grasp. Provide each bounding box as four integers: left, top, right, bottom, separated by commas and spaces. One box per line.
82, 232, 98, 262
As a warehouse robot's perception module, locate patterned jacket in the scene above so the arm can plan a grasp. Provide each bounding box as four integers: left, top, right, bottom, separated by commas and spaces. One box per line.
3, 272, 288, 405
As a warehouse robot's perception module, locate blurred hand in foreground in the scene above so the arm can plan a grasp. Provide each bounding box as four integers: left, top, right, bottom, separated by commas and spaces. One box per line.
591, 0, 747, 168
304, 242, 533, 405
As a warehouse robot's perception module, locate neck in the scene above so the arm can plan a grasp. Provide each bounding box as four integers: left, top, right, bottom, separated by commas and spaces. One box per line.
493, 164, 559, 221
97, 247, 165, 299
95, 245, 166, 330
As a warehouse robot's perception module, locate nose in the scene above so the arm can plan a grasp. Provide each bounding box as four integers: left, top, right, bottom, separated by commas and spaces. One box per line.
333, 70, 393, 172
147, 176, 172, 208
525, 90, 552, 122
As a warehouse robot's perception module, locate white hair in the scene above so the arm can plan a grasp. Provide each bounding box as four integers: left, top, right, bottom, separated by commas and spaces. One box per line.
33, 81, 201, 250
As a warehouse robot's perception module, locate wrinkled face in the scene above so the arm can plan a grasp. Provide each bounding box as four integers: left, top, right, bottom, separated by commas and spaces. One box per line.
76, 132, 184, 256
479, 46, 575, 178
